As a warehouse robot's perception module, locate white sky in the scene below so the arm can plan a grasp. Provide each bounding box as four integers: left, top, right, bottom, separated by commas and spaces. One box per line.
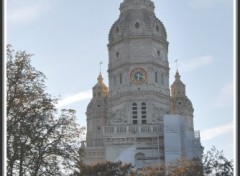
7, 0, 235, 161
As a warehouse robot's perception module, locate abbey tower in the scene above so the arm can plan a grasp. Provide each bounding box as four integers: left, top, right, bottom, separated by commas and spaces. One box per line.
84, 0, 202, 169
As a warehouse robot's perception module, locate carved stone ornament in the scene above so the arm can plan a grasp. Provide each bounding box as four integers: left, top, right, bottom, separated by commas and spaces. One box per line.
152, 104, 163, 122
110, 105, 128, 124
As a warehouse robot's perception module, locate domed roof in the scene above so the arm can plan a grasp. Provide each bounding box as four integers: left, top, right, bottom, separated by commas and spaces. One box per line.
172, 71, 185, 86
93, 73, 108, 90
120, 0, 155, 13
108, 0, 167, 44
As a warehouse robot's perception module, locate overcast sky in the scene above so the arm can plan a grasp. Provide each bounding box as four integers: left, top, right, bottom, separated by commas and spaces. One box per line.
7, 0, 235, 161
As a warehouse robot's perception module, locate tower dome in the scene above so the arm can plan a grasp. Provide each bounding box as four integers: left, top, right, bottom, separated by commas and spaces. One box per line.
108, 0, 167, 44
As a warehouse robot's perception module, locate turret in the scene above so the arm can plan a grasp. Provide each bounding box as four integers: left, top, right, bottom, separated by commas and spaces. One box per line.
171, 70, 194, 130
86, 73, 108, 147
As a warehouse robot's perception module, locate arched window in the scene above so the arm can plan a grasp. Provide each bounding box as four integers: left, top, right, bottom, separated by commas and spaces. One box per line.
113, 76, 117, 86
141, 102, 147, 124
135, 152, 145, 160
132, 103, 138, 124
161, 74, 164, 85
135, 152, 146, 169
155, 72, 158, 83
120, 73, 122, 84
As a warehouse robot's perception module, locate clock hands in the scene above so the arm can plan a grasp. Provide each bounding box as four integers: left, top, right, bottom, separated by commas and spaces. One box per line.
135, 73, 144, 80
130, 67, 147, 84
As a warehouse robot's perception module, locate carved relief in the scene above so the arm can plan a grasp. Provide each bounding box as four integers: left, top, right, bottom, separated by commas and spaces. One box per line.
110, 105, 128, 124
152, 104, 164, 122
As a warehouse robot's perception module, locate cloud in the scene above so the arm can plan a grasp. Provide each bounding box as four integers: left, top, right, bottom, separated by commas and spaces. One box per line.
201, 122, 233, 141
187, 0, 230, 8
176, 55, 213, 72
7, 1, 50, 25
55, 90, 92, 108
210, 82, 233, 108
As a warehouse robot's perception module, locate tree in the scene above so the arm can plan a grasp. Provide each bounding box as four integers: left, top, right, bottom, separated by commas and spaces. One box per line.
165, 157, 203, 176
7, 45, 85, 176
140, 146, 233, 176
139, 159, 201, 176
70, 160, 137, 176
139, 163, 165, 176
202, 146, 234, 176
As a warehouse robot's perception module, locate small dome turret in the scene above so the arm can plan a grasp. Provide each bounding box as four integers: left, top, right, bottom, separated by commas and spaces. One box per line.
171, 71, 186, 97
92, 73, 108, 98
170, 70, 194, 118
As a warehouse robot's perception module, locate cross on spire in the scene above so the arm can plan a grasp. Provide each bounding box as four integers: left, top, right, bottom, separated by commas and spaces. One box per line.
99, 61, 103, 74
174, 59, 178, 72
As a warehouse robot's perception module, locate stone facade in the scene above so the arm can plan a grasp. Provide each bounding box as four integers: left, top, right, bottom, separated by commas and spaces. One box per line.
83, 0, 202, 169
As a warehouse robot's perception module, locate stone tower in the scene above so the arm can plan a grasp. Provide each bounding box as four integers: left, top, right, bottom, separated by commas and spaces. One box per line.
85, 73, 108, 163
83, 0, 202, 169
108, 0, 170, 126
104, 0, 170, 167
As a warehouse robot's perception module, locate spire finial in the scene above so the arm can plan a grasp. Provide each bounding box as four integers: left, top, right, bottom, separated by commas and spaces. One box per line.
99, 61, 103, 74
174, 59, 179, 72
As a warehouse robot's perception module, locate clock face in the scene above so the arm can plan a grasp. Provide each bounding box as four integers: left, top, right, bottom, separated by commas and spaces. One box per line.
130, 67, 147, 84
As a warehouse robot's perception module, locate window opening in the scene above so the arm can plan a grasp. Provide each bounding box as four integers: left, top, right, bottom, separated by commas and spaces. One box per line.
132, 103, 138, 124
120, 73, 122, 84
135, 22, 140, 29
141, 102, 147, 124
155, 72, 158, 83
114, 76, 117, 86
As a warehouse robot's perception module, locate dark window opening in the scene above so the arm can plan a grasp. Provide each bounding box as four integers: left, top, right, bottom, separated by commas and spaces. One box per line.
132, 103, 138, 124
155, 72, 158, 83
133, 120, 138, 124
161, 75, 164, 85
141, 102, 147, 124
114, 76, 117, 86
135, 22, 140, 29
120, 73, 122, 84
142, 120, 147, 124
